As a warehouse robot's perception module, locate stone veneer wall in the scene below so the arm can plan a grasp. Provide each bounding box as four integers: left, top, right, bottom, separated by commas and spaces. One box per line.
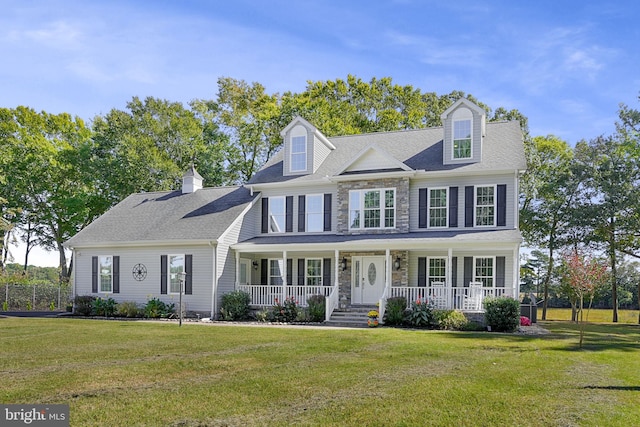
336, 177, 410, 234
338, 250, 409, 308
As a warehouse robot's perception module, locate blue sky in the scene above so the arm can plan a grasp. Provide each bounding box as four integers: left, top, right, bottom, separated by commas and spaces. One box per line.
3, 0, 639, 266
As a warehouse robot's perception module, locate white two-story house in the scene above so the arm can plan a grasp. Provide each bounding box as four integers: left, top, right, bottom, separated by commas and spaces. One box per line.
65, 98, 526, 321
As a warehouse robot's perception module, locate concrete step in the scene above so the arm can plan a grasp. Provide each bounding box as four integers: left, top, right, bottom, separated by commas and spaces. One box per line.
326, 305, 379, 327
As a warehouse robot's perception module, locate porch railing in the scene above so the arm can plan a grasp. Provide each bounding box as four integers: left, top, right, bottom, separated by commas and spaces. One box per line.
237, 284, 333, 307
389, 285, 514, 311
325, 285, 339, 321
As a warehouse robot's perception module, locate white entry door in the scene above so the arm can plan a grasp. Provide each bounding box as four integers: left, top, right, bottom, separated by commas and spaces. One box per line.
352, 256, 386, 304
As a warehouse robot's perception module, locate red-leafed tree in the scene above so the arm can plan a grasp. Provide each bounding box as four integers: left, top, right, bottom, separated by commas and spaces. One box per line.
563, 251, 609, 348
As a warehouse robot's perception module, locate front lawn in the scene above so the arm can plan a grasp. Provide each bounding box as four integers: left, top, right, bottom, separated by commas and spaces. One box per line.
1, 318, 639, 426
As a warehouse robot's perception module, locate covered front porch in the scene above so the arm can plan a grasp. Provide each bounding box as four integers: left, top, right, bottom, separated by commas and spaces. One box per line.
230, 232, 521, 322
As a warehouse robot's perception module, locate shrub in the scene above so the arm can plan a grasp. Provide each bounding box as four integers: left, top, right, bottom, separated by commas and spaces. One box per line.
271, 297, 299, 322
383, 296, 407, 326
117, 301, 142, 318
74, 295, 96, 316
306, 294, 325, 322
254, 308, 272, 322
433, 309, 469, 330
405, 299, 435, 328
144, 298, 175, 318
220, 290, 251, 321
92, 297, 118, 317
484, 297, 520, 332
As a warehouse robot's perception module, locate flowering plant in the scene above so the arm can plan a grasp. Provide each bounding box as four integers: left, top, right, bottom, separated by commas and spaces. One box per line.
367, 310, 379, 319
520, 316, 531, 326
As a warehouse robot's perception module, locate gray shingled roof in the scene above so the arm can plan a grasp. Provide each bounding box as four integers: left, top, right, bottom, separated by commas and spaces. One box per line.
248, 121, 525, 185
64, 186, 255, 247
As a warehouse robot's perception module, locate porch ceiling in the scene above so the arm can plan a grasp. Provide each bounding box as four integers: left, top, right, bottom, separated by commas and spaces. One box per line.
232, 229, 522, 252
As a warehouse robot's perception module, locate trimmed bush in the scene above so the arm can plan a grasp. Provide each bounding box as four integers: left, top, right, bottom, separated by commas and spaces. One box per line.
383, 296, 407, 326
484, 297, 520, 332
433, 309, 469, 330
220, 290, 251, 321
117, 301, 142, 318
307, 294, 325, 322
93, 297, 117, 317
74, 295, 96, 316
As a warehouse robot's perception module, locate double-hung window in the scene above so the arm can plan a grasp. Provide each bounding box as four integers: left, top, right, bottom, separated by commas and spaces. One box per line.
474, 257, 494, 287
349, 189, 395, 230
428, 258, 446, 285
306, 194, 323, 232
290, 136, 307, 172
475, 185, 495, 226
99, 256, 113, 293
268, 196, 286, 233
306, 259, 322, 286
453, 119, 472, 159
169, 254, 185, 294
428, 188, 448, 228
269, 259, 283, 285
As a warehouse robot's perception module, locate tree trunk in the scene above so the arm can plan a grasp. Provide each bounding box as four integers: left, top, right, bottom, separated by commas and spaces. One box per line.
609, 228, 618, 323
542, 244, 554, 321
57, 241, 68, 282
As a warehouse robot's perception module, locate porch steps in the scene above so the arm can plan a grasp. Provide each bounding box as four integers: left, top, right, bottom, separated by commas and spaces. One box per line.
325, 305, 378, 328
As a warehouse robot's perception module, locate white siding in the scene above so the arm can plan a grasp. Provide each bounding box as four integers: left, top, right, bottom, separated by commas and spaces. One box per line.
74, 245, 215, 313
409, 173, 517, 231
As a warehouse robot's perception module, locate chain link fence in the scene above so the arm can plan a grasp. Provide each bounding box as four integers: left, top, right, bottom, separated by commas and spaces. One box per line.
1, 282, 73, 311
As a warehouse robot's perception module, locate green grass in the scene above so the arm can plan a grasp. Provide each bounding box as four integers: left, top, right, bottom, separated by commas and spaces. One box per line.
544, 308, 640, 324
1, 318, 639, 426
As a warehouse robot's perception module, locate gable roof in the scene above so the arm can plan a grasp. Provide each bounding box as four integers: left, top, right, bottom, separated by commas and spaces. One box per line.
248, 120, 525, 185
440, 98, 487, 119
64, 186, 255, 248
336, 144, 413, 175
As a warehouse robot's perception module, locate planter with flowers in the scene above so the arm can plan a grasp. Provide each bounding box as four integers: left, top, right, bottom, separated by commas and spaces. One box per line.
367, 310, 379, 327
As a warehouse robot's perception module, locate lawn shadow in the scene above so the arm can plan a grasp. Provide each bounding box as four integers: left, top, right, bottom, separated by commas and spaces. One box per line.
583, 385, 640, 391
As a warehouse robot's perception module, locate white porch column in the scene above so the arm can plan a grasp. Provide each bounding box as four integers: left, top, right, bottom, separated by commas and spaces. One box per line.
235, 251, 240, 288
282, 250, 287, 303
385, 248, 391, 288
447, 247, 453, 309
513, 244, 520, 299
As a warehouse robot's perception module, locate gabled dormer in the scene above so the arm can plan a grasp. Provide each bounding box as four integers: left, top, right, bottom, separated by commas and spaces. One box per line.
280, 116, 335, 176
441, 98, 486, 165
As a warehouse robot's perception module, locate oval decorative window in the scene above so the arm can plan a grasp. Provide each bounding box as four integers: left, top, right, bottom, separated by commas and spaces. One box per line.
367, 263, 377, 286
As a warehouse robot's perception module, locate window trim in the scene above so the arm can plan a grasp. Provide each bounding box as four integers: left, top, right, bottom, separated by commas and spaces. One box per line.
268, 196, 286, 233
427, 257, 447, 285
452, 118, 473, 160
306, 194, 324, 233
168, 254, 185, 295
428, 187, 448, 229
474, 185, 496, 227
305, 258, 323, 286
473, 256, 495, 288
348, 188, 396, 230
99, 255, 113, 293
290, 135, 307, 172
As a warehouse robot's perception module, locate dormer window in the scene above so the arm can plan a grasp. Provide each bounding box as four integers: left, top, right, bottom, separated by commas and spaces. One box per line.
452, 107, 473, 160
290, 135, 307, 172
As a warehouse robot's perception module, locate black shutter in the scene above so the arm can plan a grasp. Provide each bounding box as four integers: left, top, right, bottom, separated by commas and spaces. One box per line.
497, 184, 507, 227
465, 186, 474, 227
91, 256, 98, 293
160, 255, 168, 294
261, 259, 268, 285
418, 257, 426, 287
261, 197, 269, 233
451, 257, 458, 287
463, 257, 473, 287
449, 186, 458, 228
286, 196, 293, 232
418, 188, 427, 228
185, 254, 193, 295
323, 258, 331, 286
287, 258, 292, 285
113, 256, 120, 294
298, 195, 306, 232
323, 193, 332, 231
496, 256, 506, 287
298, 259, 305, 286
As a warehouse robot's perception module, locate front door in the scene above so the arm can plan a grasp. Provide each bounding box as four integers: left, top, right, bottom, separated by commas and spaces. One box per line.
352, 256, 386, 304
